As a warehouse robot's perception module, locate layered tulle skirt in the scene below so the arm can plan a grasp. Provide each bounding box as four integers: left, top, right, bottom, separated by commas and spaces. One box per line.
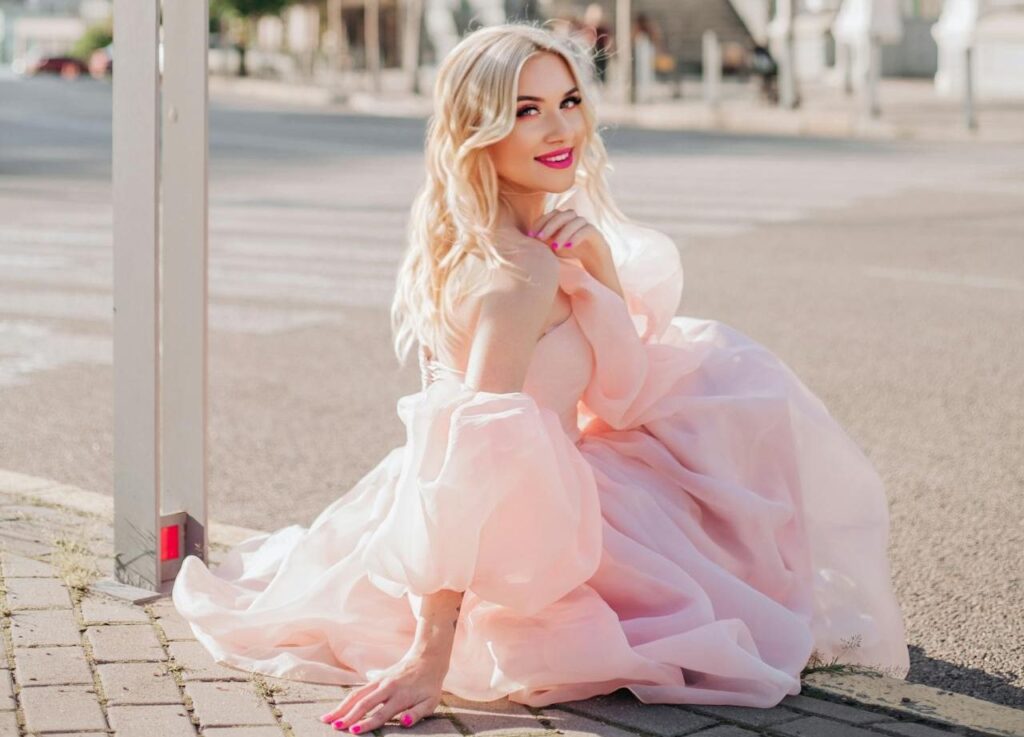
172, 312, 910, 708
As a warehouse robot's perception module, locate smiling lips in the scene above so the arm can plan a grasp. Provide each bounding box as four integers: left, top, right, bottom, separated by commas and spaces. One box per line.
535, 147, 574, 169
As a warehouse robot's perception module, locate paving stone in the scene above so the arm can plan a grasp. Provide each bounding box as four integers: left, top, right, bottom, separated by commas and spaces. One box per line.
202, 728, 287, 736
14, 645, 93, 685
780, 695, 893, 725
4, 577, 72, 609
185, 681, 278, 728
556, 689, 716, 737
19, 683, 108, 733
0, 670, 13, 710
107, 703, 197, 737
538, 708, 639, 737
80, 593, 151, 624
278, 701, 355, 737
0, 553, 56, 577
872, 721, 973, 737
261, 675, 350, 703
0, 636, 7, 667
169, 639, 250, 681
97, 661, 183, 705
684, 727, 761, 737
151, 599, 199, 641
0, 710, 17, 737
444, 693, 548, 735
688, 703, 802, 728
0, 534, 52, 557
10, 608, 81, 646
770, 715, 881, 737
86, 623, 166, 662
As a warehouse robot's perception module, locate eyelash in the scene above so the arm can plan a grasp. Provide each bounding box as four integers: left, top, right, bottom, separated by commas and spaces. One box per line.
516, 95, 583, 118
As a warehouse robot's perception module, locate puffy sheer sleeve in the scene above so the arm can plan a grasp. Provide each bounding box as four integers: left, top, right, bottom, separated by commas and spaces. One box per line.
558, 185, 684, 344
603, 218, 684, 344
359, 377, 603, 617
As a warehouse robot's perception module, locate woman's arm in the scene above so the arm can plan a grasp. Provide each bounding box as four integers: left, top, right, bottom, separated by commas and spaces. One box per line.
576, 244, 624, 299
409, 588, 464, 659
319, 247, 558, 733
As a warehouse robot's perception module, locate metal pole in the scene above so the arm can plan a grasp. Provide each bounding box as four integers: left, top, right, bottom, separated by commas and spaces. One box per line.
161, 0, 210, 585
402, 0, 424, 95
616, 0, 632, 105
366, 0, 381, 93
865, 37, 881, 118
776, 0, 798, 109
702, 30, 721, 108
110, 0, 161, 596
964, 44, 977, 131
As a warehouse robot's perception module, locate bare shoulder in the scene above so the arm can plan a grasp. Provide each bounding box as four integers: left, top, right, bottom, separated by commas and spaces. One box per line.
465, 232, 559, 296
460, 240, 559, 393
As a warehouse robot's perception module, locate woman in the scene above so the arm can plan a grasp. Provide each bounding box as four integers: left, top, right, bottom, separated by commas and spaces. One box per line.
172, 22, 911, 734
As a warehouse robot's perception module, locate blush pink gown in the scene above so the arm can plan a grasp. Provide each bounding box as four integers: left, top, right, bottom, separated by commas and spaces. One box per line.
172, 186, 911, 708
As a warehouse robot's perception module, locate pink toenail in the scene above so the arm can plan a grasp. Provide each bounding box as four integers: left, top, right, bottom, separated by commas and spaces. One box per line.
350, 726, 362, 734
565, 242, 573, 248
402, 714, 412, 726
332, 720, 345, 728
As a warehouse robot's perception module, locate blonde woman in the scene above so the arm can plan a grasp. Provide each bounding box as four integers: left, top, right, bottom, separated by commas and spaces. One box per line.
173, 22, 910, 733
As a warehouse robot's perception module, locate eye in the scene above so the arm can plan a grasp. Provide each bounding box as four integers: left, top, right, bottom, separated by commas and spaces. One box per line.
516, 95, 584, 118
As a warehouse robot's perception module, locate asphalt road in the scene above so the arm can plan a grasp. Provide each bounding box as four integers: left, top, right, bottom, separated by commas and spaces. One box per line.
1, 75, 1022, 709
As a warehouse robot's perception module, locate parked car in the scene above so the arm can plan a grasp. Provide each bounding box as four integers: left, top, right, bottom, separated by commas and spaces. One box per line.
24, 55, 88, 79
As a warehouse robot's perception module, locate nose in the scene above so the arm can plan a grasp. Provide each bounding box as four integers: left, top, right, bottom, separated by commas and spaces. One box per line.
544, 109, 573, 142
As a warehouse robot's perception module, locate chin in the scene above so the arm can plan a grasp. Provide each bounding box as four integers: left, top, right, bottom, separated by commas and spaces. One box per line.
546, 178, 577, 194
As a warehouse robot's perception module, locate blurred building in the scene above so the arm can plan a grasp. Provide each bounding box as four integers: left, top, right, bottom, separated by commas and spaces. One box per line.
0, 0, 108, 66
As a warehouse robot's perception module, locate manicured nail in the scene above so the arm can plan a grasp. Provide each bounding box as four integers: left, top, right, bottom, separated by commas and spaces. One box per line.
331, 719, 345, 728
564, 241, 573, 248
401, 714, 413, 726
350, 726, 362, 734
551, 241, 558, 249
527, 230, 536, 237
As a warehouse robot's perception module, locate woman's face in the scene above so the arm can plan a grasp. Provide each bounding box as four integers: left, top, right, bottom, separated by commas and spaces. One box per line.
486, 51, 585, 195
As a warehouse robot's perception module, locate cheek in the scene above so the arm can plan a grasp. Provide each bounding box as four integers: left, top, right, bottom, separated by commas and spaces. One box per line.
492, 130, 534, 171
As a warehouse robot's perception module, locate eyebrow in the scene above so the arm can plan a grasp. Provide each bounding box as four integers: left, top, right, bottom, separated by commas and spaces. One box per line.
517, 87, 579, 102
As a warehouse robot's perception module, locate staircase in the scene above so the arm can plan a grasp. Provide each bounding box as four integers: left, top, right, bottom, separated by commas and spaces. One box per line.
636, 0, 757, 71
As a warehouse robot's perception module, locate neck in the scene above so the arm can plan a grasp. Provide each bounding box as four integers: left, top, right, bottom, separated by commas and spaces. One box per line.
496, 184, 548, 233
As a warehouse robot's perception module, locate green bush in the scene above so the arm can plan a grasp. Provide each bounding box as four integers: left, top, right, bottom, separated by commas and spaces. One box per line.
71, 23, 113, 62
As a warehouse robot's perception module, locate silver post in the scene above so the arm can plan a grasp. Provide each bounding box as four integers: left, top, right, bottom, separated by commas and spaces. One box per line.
702, 30, 721, 108
964, 44, 977, 131
109, 0, 161, 598
161, 0, 210, 585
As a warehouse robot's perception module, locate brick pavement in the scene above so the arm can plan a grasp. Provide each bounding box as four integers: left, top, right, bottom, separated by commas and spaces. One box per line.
1, 480, 1020, 737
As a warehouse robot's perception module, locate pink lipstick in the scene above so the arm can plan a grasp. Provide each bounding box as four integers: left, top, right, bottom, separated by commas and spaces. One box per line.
535, 147, 574, 169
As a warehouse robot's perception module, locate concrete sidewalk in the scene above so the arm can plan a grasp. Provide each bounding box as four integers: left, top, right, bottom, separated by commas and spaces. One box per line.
207, 75, 1024, 144
1, 469, 1021, 737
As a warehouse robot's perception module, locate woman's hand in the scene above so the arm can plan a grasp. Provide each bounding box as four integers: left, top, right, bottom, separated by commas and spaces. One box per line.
318, 645, 448, 732
527, 207, 611, 265
527, 208, 624, 299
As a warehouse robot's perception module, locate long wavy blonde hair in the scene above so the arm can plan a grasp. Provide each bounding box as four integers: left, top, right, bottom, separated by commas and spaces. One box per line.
390, 21, 628, 367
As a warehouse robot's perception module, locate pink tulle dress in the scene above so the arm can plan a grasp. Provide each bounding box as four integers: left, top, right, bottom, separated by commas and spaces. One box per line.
172, 186, 911, 709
